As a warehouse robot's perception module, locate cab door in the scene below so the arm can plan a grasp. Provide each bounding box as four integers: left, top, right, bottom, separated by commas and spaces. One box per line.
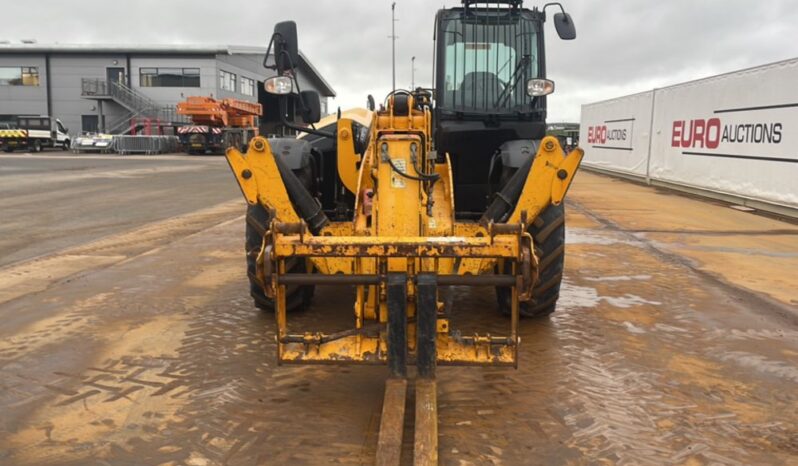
55, 119, 69, 143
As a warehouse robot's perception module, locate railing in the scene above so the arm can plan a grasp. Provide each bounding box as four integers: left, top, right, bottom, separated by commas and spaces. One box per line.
81, 78, 161, 112
111, 81, 161, 113
113, 135, 180, 154
81, 78, 110, 96
105, 106, 190, 135
81, 78, 190, 134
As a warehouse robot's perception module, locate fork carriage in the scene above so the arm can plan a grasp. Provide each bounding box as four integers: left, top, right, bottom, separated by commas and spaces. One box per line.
226, 93, 581, 372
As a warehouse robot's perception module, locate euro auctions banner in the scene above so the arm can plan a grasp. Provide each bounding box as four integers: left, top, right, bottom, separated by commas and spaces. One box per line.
580, 91, 654, 176
649, 58, 798, 208
670, 115, 786, 161
580, 58, 798, 210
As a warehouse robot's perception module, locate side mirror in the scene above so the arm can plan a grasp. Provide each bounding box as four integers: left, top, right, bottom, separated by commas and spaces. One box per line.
273, 21, 299, 73
299, 90, 321, 124
553, 12, 576, 40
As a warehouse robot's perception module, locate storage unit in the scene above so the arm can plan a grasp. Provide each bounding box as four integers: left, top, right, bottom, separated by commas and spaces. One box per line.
580, 57, 798, 215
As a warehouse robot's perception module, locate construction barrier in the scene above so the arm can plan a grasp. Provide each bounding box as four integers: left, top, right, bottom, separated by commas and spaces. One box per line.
112, 136, 180, 155
580, 57, 798, 215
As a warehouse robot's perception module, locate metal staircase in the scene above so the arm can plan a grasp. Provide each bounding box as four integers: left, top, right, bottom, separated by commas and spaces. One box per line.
81, 78, 189, 134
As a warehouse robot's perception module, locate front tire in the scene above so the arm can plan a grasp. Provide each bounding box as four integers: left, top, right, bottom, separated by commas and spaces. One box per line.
33, 140, 42, 153
495, 162, 566, 318
244, 149, 317, 312
245, 203, 315, 312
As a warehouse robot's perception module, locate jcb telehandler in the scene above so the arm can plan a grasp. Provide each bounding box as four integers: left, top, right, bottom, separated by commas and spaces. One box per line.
225, 1, 581, 463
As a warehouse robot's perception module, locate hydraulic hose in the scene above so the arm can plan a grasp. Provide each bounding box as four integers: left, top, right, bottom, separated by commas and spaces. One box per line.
479, 154, 534, 225
386, 156, 440, 183
273, 154, 329, 235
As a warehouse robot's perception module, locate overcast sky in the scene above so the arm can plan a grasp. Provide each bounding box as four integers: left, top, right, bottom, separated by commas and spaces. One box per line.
5, 0, 798, 121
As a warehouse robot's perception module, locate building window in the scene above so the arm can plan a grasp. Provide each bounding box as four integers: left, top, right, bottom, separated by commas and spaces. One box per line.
240, 76, 255, 96
0, 66, 39, 86
82, 115, 100, 133
220, 70, 236, 92
139, 68, 200, 87
17, 117, 51, 130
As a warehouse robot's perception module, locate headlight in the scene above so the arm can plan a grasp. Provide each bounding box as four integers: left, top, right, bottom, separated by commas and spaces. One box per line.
264, 76, 293, 95
527, 78, 555, 97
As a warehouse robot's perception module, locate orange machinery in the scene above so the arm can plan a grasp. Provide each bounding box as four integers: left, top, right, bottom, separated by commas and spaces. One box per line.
176, 97, 263, 154
177, 96, 262, 127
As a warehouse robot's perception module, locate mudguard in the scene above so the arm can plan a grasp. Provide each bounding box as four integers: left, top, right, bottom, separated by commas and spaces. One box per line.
498, 139, 540, 169
267, 138, 314, 170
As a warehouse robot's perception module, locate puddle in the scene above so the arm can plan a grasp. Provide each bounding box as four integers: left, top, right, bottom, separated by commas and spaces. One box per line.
716, 351, 798, 383
584, 274, 652, 282
605, 294, 662, 308
623, 321, 647, 334
565, 228, 641, 246
559, 281, 662, 310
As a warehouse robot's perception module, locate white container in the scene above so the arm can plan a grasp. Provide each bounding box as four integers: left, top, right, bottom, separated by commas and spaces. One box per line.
579, 57, 798, 211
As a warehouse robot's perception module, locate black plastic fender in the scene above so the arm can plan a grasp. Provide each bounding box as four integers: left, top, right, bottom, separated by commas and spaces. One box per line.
267, 137, 314, 170
488, 139, 540, 188
497, 139, 540, 169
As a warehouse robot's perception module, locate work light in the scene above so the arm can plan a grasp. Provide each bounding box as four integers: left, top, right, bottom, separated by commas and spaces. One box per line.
527, 79, 555, 97
264, 76, 293, 95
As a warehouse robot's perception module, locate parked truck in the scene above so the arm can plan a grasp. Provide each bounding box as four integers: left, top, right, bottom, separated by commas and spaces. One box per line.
176, 96, 262, 154
0, 115, 71, 152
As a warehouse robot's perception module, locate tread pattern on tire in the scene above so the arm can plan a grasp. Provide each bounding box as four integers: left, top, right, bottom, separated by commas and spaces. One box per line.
495, 165, 567, 318
243, 147, 318, 313
245, 203, 314, 312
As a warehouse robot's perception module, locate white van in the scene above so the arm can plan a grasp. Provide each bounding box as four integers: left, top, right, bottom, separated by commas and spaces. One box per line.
0, 116, 71, 152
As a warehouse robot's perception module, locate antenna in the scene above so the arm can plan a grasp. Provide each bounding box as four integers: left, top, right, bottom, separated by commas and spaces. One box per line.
389, 2, 399, 93
411, 56, 416, 89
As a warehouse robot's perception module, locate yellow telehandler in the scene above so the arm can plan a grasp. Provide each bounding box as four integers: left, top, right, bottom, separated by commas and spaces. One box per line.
225, 1, 581, 463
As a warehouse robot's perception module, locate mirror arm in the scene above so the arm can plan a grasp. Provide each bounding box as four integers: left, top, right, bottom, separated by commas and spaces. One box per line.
278, 96, 335, 139
542, 2, 567, 16
263, 34, 277, 69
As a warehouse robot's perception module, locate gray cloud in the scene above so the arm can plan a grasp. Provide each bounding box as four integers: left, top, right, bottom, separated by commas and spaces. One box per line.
4, 0, 797, 121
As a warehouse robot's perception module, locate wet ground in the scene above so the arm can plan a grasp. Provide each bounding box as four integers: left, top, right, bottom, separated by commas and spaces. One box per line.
0, 152, 796, 465
0, 151, 238, 267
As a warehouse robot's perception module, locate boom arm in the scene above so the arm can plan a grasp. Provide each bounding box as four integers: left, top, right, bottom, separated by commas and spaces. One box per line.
176, 96, 263, 127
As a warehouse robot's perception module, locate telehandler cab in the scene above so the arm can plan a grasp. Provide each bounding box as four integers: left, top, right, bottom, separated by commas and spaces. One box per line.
224, 1, 581, 463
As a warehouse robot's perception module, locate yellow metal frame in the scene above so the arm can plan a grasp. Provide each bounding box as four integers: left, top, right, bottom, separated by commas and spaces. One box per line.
225, 95, 583, 368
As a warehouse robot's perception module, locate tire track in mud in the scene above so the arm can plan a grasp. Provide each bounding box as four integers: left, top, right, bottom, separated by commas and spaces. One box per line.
434, 213, 797, 465
0, 199, 244, 307
80, 290, 385, 466
567, 198, 798, 326
2, 194, 797, 464
547, 225, 796, 465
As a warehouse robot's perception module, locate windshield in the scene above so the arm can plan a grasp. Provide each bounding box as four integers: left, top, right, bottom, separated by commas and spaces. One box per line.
439, 11, 540, 113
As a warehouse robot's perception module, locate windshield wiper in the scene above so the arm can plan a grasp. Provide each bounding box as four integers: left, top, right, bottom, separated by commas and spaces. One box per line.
494, 55, 531, 108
